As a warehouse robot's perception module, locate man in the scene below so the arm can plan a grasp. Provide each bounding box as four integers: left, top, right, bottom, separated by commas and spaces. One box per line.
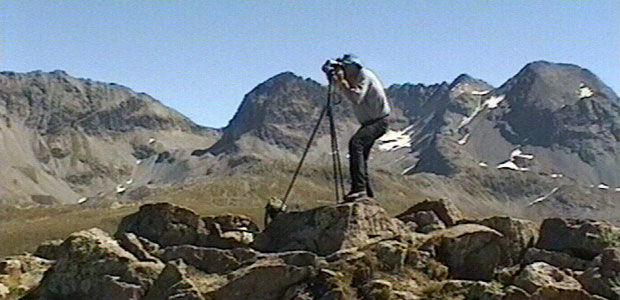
322, 54, 391, 201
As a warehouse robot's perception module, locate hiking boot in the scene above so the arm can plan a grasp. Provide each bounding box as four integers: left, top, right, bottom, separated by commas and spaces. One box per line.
344, 191, 367, 202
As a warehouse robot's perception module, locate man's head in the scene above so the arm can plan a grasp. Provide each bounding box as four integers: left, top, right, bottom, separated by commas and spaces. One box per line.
337, 53, 363, 80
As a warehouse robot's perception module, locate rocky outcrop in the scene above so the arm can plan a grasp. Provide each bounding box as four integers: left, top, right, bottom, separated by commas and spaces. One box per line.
577, 247, 620, 299
537, 218, 620, 259
116, 202, 258, 249
24, 228, 164, 300
0, 254, 52, 299
7, 201, 620, 300
513, 262, 597, 300
253, 200, 407, 255
425, 223, 504, 280
396, 199, 463, 227
477, 216, 539, 267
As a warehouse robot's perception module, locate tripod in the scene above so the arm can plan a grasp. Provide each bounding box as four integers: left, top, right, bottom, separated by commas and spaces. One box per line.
265, 82, 345, 225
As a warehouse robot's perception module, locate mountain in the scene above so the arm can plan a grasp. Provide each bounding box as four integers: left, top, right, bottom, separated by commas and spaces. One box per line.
0, 70, 219, 205
396, 61, 620, 186
1, 62, 619, 225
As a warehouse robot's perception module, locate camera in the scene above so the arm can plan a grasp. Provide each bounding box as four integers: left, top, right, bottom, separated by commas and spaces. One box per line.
322, 59, 344, 76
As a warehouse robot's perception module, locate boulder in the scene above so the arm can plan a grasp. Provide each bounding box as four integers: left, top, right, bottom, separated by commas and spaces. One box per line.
426, 224, 504, 280
537, 218, 620, 259
253, 200, 406, 255
477, 216, 539, 266
142, 260, 205, 300
33, 239, 63, 260
396, 199, 463, 227
363, 279, 393, 300
200, 255, 317, 300
116, 202, 258, 249
116, 203, 207, 247
0, 283, 8, 299
24, 228, 164, 300
0, 254, 53, 299
522, 248, 589, 271
424, 280, 505, 299
117, 232, 161, 263
374, 240, 408, 272
513, 262, 595, 300
504, 285, 530, 300
577, 247, 620, 299
407, 211, 446, 233
158, 245, 258, 274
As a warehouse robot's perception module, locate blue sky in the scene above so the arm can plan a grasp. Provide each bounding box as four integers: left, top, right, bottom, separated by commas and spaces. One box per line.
2, 0, 619, 128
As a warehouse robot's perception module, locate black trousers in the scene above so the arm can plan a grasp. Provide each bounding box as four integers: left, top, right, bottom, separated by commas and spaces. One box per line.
348, 118, 388, 197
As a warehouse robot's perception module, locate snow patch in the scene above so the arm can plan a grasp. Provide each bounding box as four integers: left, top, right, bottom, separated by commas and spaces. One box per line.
615, 188, 620, 192
598, 183, 609, 190
401, 164, 416, 175
579, 83, 593, 99
471, 90, 490, 96
529, 187, 560, 206
136, 160, 142, 165
116, 184, 127, 194
458, 94, 505, 129
126, 178, 134, 185
550, 173, 564, 179
78, 197, 88, 204
148, 137, 156, 144
478, 162, 488, 168
496, 160, 529, 171
378, 125, 414, 152
484, 95, 505, 109
510, 148, 534, 160
457, 133, 470, 145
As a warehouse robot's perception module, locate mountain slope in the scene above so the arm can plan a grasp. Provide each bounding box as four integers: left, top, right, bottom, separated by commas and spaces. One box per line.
0, 70, 219, 205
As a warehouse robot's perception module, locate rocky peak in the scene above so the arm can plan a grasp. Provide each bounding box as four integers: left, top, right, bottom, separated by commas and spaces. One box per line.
0, 70, 213, 135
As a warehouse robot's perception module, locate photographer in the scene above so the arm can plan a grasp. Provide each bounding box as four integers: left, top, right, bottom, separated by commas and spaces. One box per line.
322, 54, 391, 202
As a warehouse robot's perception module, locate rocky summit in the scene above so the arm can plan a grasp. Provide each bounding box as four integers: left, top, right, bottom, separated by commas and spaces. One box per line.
2, 199, 619, 300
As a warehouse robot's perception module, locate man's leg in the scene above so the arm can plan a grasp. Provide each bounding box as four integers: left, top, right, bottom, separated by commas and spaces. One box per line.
362, 119, 389, 198
349, 126, 375, 195
348, 119, 388, 198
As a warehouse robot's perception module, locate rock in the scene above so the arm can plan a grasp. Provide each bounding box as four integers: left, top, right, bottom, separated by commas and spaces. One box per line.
426, 280, 505, 299
375, 240, 407, 272
477, 216, 539, 266
537, 218, 620, 259
24, 228, 164, 300
514, 262, 595, 300
504, 285, 530, 300
33, 239, 63, 260
158, 245, 258, 274
427, 224, 504, 280
115, 203, 208, 247
116, 202, 258, 249
577, 247, 620, 299
201, 257, 317, 300
117, 232, 161, 262
364, 279, 393, 300
396, 199, 463, 227
409, 211, 446, 233
203, 213, 259, 246
522, 248, 589, 271
405, 249, 448, 280
0, 283, 9, 299
0, 258, 22, 277
0, 254, 53, 299
142, 260, 205, 300
253, 200, 406, 255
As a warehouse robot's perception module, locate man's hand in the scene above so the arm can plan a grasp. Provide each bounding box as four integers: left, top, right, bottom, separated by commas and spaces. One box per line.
322, 60, 350, 88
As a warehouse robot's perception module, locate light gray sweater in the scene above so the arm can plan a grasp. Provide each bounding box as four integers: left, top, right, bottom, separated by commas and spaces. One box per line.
336, 68, 391, 124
